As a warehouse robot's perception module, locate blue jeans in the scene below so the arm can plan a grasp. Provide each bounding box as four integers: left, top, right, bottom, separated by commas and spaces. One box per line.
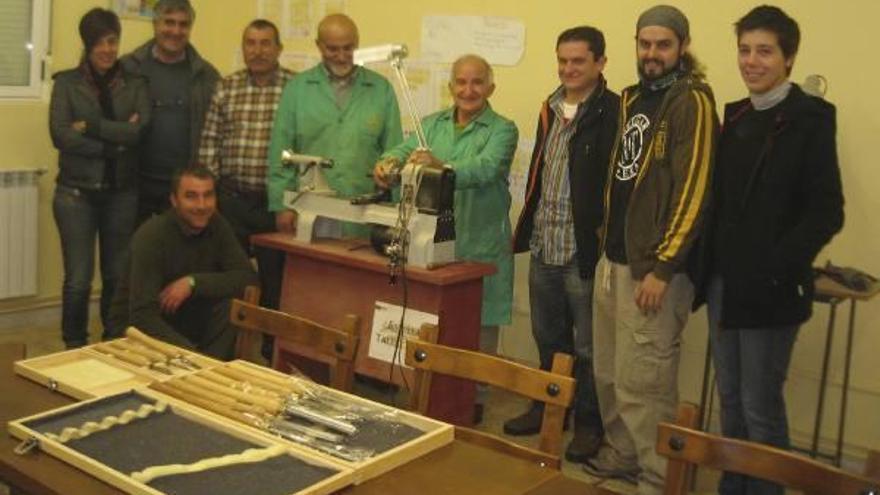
707, 277, 799, 495
529, 256, 601, 429
53, 185, 137, 347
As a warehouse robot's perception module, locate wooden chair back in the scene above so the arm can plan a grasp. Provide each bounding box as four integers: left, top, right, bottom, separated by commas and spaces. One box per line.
229, 299, 360, 392
405, 324, 575, 469
866, 450, 880, 479
662, 403, 701, 495
657, 421, 880, 495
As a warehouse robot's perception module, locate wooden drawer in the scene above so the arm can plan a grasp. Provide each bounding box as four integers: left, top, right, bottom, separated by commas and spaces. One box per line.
14, 347, 156, 400
15, 336, 221, 399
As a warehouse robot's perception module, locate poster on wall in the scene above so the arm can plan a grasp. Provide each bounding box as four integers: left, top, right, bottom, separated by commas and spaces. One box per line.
258, 0, 347, 40
112, 0, 157, 19
508, 137, 535, 205
421, 15, 526, 66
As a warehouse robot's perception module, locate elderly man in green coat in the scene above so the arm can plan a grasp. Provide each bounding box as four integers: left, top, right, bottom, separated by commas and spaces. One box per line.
268, 14, 402, 235
374, 54, 518, 421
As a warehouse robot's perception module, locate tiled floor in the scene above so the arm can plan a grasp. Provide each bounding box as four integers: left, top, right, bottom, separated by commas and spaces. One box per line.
0, 313, 729, 494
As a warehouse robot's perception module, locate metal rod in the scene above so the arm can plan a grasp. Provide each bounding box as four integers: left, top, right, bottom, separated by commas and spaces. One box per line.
391, 58, 428, 149
284, 404, 357, 436
811, 299, 837, 457
835, 300, 857, 466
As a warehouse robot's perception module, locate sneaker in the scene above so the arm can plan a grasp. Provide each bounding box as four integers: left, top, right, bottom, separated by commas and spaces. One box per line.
565, 427, 603, 463
582, 447, 639, 483
503, 403, 543, 436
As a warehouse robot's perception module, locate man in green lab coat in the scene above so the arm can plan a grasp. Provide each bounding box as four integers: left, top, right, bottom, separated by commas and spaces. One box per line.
374, 55, 518, 422
267, 14, 402, 236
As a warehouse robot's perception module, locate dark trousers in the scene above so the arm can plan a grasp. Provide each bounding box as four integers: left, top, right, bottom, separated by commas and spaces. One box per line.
168, 297, 237, 360
136, 176, 171, 227
708, 277, 799, 495
216, 186, 283, 309
53, 185, 137, 347
529, 256, 602, 430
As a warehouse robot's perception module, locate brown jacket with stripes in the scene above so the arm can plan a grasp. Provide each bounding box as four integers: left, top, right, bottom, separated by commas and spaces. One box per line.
599, 74, 718, 281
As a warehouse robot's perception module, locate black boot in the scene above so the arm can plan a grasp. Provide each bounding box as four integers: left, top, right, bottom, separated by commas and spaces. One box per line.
565, 425, 603, 463
503, 402, 544, 436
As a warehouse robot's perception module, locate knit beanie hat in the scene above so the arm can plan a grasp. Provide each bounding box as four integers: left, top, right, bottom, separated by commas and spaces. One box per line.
79, 8, 121, 53
637, 5, 689, 42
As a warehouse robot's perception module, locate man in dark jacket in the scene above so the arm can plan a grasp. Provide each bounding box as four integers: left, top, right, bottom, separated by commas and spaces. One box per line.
108, 166, 257, 360
120, 0, 219, 224
586, 6, 717, 492
703, 6, 844, 494
503, 26, 619, 463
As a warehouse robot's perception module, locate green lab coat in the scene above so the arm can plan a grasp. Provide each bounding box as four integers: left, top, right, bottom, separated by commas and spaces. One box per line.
383, 106, 518, 326
267, 64, 403, 213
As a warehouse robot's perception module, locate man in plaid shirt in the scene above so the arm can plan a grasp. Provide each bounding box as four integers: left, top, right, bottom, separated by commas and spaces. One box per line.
198, 19, 294, 310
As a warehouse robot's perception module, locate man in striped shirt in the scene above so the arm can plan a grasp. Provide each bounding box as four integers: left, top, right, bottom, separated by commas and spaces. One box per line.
506, 26, 619, 463
197, 19, 294, 310
586, 6, 717, 493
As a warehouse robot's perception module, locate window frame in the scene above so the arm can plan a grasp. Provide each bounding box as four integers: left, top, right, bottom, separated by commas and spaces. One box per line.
0, 0, 51, 100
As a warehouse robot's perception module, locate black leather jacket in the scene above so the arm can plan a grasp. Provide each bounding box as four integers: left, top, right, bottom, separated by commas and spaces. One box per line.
49, 65, 150, 190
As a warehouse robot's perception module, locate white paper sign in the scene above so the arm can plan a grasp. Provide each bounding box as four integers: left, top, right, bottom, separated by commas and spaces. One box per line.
368, 302, 439, 367
421, 15, 526, 66
509, 137, 535, 203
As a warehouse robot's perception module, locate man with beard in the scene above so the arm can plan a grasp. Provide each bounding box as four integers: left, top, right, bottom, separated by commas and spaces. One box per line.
268, 14, 402, 238
585, 6, 717, 493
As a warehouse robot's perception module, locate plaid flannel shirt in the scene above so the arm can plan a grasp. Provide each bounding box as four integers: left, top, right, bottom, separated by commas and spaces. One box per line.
198, 66, 295, 194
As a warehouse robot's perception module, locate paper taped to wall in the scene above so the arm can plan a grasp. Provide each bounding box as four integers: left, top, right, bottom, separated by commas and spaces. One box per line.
421, 15, 525, 66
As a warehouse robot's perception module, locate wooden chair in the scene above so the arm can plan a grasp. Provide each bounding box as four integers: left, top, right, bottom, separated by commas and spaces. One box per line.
866, 450, 880, 479
405, 324, 575, 469
657, 419, 880, 495
662, 403, 702, 495
229, 299, 360, 392
230, 286, 262, 359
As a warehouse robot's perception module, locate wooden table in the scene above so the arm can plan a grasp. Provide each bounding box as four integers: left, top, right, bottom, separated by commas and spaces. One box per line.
252, 234, 496, 426
0, 344, 610, 495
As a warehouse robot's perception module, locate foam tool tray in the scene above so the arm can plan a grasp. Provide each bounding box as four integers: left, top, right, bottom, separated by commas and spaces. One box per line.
8, 390, 354, 495
154, 360, 454, 484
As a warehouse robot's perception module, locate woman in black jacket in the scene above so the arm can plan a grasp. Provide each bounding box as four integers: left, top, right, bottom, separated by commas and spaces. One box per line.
705, 6, 844, 495
49, 8, 150, 348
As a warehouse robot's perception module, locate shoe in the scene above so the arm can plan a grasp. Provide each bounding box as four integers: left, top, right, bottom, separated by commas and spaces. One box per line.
565, 427, 603, 463
582, 447, 639, 483
473, 404, 484, 425
503, 403, 543, 436
503, 403, 573, 436
260, 335, 275, 361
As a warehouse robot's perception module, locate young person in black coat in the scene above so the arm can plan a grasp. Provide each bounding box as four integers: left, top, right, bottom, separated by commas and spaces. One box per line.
702, 6, 844, 495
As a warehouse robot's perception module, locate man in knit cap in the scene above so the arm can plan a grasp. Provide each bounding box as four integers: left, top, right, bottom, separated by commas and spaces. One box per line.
585, 5, 717, 493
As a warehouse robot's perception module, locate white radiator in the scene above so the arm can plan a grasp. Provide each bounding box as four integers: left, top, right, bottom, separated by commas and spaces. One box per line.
0, 169, 43, 299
